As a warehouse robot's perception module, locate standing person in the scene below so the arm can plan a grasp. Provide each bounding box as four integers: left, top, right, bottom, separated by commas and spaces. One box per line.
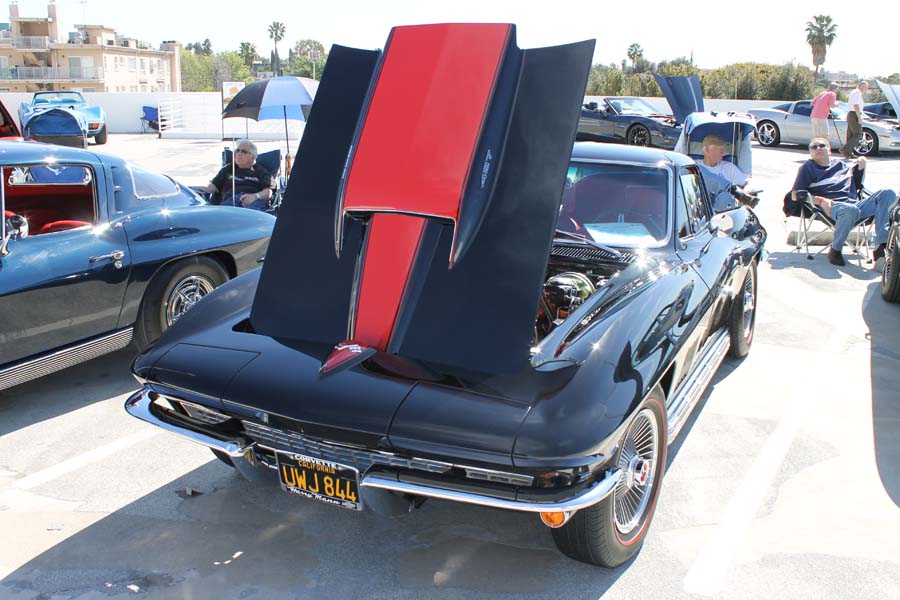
202, 139, 272, 210
810, 82, 839, 141
792, 137, 895, 267
840, 80, 868, 159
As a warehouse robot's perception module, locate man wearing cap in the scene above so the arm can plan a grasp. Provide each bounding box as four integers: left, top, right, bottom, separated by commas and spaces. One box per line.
695, 134, 753, 211
811, 82, 839, 140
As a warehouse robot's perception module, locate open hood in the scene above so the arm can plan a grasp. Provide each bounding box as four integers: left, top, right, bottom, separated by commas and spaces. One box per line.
249, 24, 595, 376
653, 74, 704, 124
876, 79, 900, 123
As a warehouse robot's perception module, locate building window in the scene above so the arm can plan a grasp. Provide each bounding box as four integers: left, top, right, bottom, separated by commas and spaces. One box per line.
128, 58, 136, 72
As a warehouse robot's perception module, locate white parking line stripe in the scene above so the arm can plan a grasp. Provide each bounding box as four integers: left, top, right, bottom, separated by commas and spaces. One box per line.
12, 428, 159, 491
683, 395, 810, 596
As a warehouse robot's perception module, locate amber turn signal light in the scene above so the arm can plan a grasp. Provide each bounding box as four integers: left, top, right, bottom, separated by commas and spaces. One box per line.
540, 511, 571, 528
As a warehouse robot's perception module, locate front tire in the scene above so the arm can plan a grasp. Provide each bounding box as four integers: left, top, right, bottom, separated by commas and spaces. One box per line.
133, 256, 228, 348
755, 121, 780, 147
551, 387, 667, 567
626, 124, 651, 147
882, 224, 900, 302
855, 129, 878, 156
728, 261, 757, 358
94, 127, 108, 145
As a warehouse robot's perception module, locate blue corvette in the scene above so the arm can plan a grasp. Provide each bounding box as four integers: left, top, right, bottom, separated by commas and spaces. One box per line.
18, 91, 108, 145
0, 141, 274, 390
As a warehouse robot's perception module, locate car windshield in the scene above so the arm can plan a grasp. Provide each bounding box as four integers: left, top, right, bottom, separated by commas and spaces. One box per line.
34, 92, 84, 105
559, 162, 670, 247
608, 97, 664, 116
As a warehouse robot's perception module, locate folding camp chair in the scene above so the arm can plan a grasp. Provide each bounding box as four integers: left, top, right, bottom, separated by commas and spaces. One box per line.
140, 106, 159, 133
786, 166, 875, 263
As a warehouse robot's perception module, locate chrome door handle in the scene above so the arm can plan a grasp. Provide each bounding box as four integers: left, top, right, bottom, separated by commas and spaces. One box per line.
90, 250, 125, 269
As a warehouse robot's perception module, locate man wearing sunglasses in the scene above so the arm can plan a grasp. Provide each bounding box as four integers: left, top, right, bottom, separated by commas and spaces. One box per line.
202, 139, 273, 210
792, 137, 896, 267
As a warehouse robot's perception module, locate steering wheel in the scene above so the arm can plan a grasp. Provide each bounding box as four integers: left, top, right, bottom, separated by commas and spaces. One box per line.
588, 208, 665, 238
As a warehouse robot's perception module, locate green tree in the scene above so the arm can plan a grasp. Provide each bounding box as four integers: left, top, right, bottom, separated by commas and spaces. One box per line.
289, 39, 327, 79
626, 43, 643, 70
212, 52, 253, 89
268, 21, 286, 75
180, 48, 214, 91
805, 15, 837, 80
238, 42, 257, 68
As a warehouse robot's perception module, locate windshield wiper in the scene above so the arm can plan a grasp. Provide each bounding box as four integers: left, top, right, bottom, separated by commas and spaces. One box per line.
554, 229, 624, 259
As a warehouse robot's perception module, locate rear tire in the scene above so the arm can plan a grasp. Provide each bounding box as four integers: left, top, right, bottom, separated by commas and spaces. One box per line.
94, 127, 108, 145
728, 261, 757, 358
551, 386, 667, 567
882, 224, 900, 302
133, 256, 228, 349
755, 121, 780, 147
626, 124, 651, 147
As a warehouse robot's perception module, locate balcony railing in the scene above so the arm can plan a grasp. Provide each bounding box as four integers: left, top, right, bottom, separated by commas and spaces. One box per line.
0, 34, 51, 50
0, 66, 105, 81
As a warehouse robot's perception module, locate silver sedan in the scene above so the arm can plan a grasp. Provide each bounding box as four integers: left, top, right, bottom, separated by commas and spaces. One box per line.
749, 100, 900, 155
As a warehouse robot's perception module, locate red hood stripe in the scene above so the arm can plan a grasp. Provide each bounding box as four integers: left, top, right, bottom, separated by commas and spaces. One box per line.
352, 213, 427, 350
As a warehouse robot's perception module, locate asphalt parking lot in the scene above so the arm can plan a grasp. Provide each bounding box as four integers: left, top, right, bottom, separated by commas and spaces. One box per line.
1, 135, 899, 599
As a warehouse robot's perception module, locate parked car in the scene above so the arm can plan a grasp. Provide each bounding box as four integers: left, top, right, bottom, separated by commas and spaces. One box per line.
125, 142, 767, 567
864, 101, 897, 121
18, 91, 108, 145
749, 100, 900, 155
22, 107, 87, 148
0, 141, 274, 391
577, 96, 681, 148
0, 97, 21, 138
882, 203, 900, 302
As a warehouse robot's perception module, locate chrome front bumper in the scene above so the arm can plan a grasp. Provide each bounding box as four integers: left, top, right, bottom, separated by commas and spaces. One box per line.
125, 387, 621, 514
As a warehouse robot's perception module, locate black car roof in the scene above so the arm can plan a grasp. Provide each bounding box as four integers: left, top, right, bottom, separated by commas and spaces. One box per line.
572, 141, 689, 167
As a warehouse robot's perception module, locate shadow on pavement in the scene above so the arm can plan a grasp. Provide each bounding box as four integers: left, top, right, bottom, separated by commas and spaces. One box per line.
1, 459, 629, 599
862, 281, 900, 507
766, 250, 881, 281
0, 348, 138, 436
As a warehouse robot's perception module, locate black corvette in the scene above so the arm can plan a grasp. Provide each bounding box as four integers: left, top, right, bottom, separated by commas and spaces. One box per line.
124, 25, 766, 567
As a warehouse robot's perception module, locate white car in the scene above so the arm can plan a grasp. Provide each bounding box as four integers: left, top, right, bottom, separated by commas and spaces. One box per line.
749, 100, 900, 155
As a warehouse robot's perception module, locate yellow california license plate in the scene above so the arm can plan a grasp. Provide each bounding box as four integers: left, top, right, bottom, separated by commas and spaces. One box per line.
276, 452, 361, 510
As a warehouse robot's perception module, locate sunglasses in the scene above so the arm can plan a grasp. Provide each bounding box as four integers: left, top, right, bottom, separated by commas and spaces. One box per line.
235, 148, 252, 155
809, 143, 828, 150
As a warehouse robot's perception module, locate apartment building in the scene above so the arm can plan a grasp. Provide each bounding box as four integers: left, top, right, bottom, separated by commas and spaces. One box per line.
0, 1, 180, 93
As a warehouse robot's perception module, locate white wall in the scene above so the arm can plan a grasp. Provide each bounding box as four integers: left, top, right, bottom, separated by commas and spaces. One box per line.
0, 92, 786, 137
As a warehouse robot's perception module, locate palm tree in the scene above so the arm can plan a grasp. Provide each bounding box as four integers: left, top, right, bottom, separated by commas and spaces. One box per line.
239, 42, 257, 69
805, 15, 837, 80
268, 21, 286, 75
626, 43, 643, 70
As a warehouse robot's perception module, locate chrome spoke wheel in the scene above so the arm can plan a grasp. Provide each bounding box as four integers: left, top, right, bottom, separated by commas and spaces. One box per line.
164, 274, 215, 326
742, 267, 756, 341
613, 407, 660, 535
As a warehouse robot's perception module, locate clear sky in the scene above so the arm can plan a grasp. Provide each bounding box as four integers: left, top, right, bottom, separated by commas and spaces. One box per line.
14, 0, 900, 78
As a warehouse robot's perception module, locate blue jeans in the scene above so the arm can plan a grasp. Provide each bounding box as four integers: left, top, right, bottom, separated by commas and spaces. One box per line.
830, 188, 897, 251
223, 195, 268, 211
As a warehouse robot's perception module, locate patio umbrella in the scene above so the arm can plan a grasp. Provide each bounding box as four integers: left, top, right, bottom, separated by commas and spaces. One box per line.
222, 76, 316, 159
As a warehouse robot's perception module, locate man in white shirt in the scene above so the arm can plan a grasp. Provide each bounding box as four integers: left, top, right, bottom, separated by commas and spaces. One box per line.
841, 80, 868, 159
695, 134, 754, 211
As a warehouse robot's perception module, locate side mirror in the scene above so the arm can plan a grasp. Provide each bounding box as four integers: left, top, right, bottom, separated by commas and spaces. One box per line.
1, 214, 29, 256
710, 212, 734, 237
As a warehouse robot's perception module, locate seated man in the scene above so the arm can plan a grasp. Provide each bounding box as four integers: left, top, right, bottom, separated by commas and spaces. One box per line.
694, 134, 753, 211
792, 137, 896, 267
201, 139, 272, 210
